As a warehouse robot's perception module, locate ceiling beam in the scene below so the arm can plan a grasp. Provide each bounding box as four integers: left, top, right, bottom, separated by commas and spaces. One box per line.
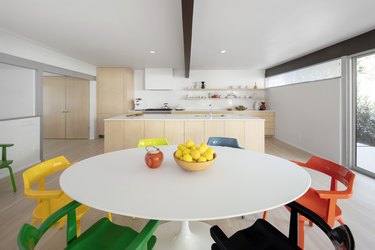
181, 0, 194, 78
265, 29, 375, 77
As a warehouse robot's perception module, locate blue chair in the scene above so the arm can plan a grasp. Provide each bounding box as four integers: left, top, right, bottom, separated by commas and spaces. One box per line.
207, 137, 242, 149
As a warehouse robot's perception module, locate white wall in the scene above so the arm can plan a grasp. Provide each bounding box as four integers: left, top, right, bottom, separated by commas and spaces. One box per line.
134, 69, 265, 110
266, 78, 342, 162
0, 64, 35, 119
0, 29, 96, 76
0, 117, 40, 178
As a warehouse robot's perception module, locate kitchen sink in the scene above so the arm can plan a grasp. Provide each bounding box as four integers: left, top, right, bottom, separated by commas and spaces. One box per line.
193, 114, 226, 118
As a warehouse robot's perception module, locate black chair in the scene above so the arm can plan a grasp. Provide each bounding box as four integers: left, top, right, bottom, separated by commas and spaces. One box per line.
207, 137, 242, 149
210, 201, 354, 250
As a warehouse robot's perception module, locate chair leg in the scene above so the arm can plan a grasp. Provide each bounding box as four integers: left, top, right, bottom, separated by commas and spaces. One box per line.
298, 218, 305, 249
263, 211, 268, 220
107, 212, 113, 222
6, 166, 17, 192
337, 218, 344, 225
76, 220, 81, 236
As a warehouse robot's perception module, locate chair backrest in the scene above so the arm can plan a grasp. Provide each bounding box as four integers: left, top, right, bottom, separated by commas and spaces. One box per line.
207, 137, 241, 148
23, 156, 71, 193
18, 200, 81, 250
296, 156, 355, 195
0, 143, 14, 161
287, 201, 355, 250
137, 138, 169, 148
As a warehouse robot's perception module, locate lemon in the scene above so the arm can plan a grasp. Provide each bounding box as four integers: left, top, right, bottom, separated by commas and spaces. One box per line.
198, 156, 207, 162
205, 153, 214, 161
190, 145, 197, 150
186, 140, 195, 149
206, 147, 215, 155
175, 150, 182, 158
180, 146, 187, 152
190, 150, 201, 160
182, 149, 191, 155
200, 143, 208, 148
178, 144, 185, 150
182, 154, 193, 162
198, 145, 207, 154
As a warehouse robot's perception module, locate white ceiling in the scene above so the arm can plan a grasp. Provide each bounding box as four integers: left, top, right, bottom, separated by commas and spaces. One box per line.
0, 0, 374, 71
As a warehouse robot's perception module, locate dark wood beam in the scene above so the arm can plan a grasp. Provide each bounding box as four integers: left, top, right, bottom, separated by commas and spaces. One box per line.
181, 0, 194, 78
265, 29, 375, 77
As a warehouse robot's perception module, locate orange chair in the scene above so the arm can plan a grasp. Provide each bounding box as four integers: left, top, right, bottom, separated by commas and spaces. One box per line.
291, 156, 355, 249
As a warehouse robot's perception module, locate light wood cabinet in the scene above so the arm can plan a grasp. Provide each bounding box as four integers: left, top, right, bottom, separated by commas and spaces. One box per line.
204, 121, 225, 142
165, 121, 184, 145
124, 120, 145, 149
184, 121, 205, 144
225, 121, 245, 147
145, 120, 165, 139
43, 76, 89, 139
104, 120, 124, 152
173, 110, 275, 136
105, 119, 265, 153
96, 67, 134, 137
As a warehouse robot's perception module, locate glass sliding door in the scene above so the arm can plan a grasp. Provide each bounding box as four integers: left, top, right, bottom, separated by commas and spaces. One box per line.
353, 52, 375, 177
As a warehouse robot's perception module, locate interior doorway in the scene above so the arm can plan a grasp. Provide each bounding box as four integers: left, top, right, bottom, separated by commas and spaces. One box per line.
353, 52, 375, 177
42, 73, 89, 139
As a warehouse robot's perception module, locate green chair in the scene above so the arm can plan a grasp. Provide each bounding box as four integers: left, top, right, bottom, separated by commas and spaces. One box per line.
137, 138, 169, 148
18, 200, 160, 250
0, 144, 16, 192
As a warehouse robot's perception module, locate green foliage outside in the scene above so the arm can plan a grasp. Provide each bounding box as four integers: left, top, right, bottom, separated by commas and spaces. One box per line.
356, 54, 375, 146
357, 96, 375, 146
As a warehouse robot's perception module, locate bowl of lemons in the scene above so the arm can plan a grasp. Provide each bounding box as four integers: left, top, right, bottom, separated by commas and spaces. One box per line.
173, 140, 216, 172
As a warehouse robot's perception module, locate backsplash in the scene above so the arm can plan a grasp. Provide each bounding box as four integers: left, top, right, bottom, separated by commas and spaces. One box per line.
134, 69, 265, 110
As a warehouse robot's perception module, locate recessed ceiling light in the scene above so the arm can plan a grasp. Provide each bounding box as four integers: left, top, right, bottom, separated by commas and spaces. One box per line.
149, 50, 156, 54
220, 50, 227, 54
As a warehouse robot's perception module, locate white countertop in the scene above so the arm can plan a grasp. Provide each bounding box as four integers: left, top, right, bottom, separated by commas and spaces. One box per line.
106, 114, 265, 121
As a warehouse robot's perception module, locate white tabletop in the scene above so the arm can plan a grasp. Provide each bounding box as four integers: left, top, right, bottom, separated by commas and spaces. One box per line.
60, 145, 311, 221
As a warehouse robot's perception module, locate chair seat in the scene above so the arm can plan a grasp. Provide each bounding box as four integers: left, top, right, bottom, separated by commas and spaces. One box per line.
212, 219, 300, 250
0, 160, 13, 167
34, 193, 89, 222
66, 218, 157, 250
296, 188, 342, 222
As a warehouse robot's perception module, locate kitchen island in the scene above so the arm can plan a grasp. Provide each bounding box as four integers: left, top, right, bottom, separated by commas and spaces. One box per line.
104, 114, 265, 153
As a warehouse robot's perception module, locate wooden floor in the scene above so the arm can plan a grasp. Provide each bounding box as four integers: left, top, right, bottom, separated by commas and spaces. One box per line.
0, 138, 373, 249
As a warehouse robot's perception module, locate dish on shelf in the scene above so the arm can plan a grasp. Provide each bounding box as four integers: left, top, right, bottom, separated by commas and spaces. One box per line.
235, 105, 247, 111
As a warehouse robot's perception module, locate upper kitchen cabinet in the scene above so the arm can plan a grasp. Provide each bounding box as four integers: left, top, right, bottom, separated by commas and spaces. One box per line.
144, 68, 174, 90
96, 67, 134, 136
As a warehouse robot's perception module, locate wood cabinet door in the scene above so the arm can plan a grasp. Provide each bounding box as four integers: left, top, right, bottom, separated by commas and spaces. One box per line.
104, 121, 125, 153
97, 68, 124, 114
224, 121, 245, 147
245, 120, 265, 152
124, 120, 145, 149
124, 68, 134, 112
184, 121, 205, 144
145, 121, 165, 139
165, 121, 184, 145
204, 121, 225, 142
65, 77, 89, 139
43, 76, 66, 139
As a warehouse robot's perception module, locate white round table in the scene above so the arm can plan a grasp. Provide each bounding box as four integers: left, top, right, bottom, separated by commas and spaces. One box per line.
60, 145, 310, 250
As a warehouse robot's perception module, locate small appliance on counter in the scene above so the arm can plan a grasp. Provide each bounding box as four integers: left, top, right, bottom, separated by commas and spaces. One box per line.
134, 98, 145, 111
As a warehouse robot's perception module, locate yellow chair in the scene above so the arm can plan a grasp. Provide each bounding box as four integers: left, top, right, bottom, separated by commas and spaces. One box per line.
137, 138, 169, 148
23, 156, 89, 234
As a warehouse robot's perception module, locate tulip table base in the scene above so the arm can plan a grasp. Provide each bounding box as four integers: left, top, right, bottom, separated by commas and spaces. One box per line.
154, 221, 213, 250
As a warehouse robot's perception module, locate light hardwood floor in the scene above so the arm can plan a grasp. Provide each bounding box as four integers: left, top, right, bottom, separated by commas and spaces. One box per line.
0, 138, 373, 249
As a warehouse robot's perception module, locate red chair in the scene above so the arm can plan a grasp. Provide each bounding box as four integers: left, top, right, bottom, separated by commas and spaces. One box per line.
291, 156, 355, 249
